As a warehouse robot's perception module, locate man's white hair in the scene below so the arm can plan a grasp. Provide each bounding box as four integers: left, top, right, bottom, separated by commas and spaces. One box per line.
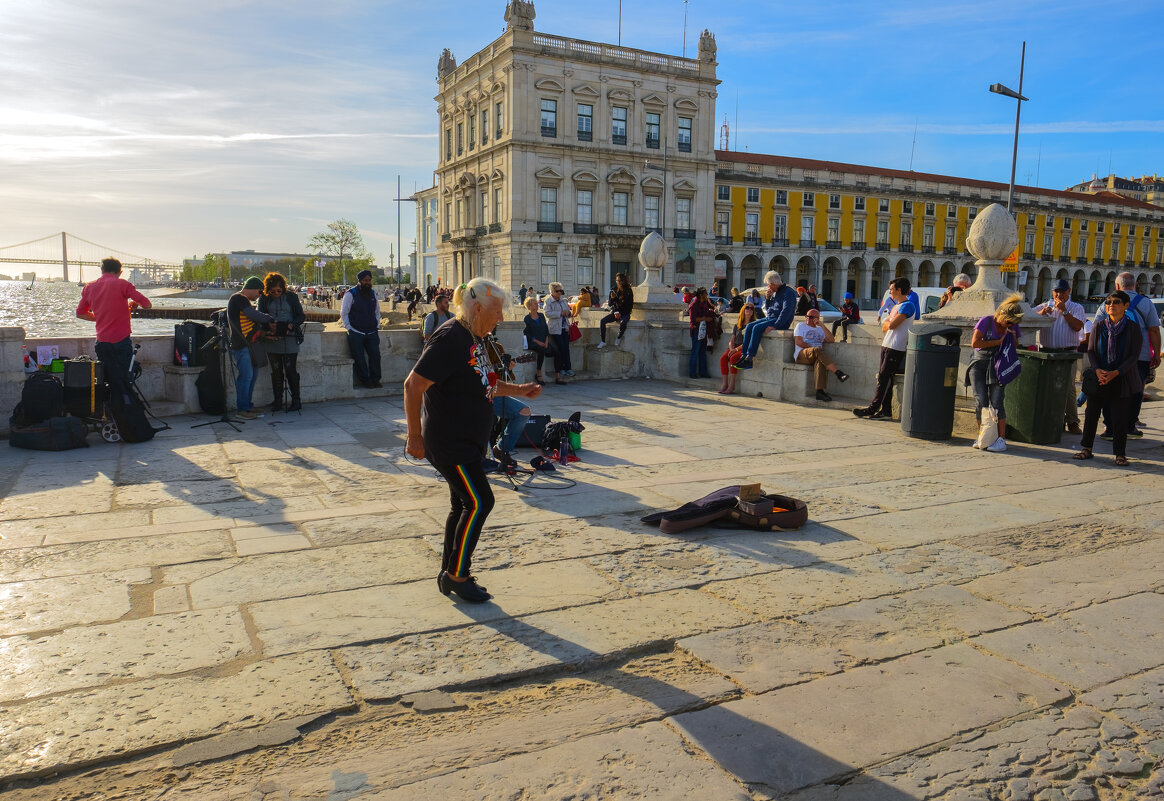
763, 271, 783, 286
1116, 272, 1135, 290
954, 273, 972, 287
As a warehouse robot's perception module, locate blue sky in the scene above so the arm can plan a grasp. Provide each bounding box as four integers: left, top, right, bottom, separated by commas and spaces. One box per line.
1, 0, 1160, 275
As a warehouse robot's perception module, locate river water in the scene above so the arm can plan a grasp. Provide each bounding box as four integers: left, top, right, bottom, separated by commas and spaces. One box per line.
0, 280, 220, 338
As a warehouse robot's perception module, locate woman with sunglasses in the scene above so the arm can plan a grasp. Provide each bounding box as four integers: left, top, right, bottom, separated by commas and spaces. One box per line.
542, 281, 574, 383
1076, 290, 1143, 466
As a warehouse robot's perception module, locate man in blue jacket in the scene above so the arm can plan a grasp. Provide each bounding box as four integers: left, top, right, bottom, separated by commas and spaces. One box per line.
732, 271, 797, 370
341, 270, 383, 388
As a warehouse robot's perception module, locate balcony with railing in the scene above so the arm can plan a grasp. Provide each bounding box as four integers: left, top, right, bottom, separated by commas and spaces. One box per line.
771, 237, 789, 248
541, 125, 556, 138
573, 223, 598, 234
743, 235, 761, 246
799, 238, 815, 248
1092, 257, 1105, 265
875, 242, 890, 251
527, 32, 702, 77
488, 223, 502, 233
673, 228, 695, 239
1076, 257, 1087, 264
850, 241, 866, 250
474, 226, 487, 237
826, 240, 843, 249
944, 246, 958, 255
537, 221, 563, 233
1108, 258, 1120, 266
715, 235, 733, 245
921, 245, 936, 254
1058, 255, 1070, 263
899, 244, 914, 253
1042, 253, 1053, 261
612, 133, 626, 146
441, 233, 451, 242
1022, 252, 1035, 260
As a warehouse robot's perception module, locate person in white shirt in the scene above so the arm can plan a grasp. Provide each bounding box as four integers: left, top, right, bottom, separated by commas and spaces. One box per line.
1034, 278, 1085, 434
793, 309, 848, 402
854, 277, 916, 420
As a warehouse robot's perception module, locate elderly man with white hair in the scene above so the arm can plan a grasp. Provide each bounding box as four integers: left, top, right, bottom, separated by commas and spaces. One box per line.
939, 273, 973, 309
1092, 271, 1161, 439
404, 277, 541, 603
731, 270, 798, 370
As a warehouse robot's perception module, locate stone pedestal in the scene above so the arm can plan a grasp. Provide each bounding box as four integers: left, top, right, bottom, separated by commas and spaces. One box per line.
633, 232, 675, 304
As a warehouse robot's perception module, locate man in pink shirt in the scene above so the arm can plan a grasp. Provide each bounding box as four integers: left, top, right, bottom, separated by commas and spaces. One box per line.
76, 258, 152, 397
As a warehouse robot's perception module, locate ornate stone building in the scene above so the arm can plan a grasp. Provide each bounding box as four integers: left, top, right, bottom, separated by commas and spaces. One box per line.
430, 0, 720, 292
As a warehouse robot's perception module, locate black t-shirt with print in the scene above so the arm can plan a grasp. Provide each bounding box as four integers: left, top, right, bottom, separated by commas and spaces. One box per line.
414, 320, 495, 465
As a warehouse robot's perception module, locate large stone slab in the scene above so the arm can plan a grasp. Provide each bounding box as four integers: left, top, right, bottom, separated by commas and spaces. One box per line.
827, 499, 1057, 548
971, 593, 1164, 691
0, 608, 252, 702
114, 478, 245, 509
300, 508, 442, 547
963, 537, 1164, 614
0, 652, 353, 781
670, 644, 1069, 797
1080, 664, 1164, 736
0, 532, 233, 582
679, 585, 1030, 692
251, 560, 620, 656
953, 513, 1159, 567
364, 722, 750, 800
0, 568, 150, 636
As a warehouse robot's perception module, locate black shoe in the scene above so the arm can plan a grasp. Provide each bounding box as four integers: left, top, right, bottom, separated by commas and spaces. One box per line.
287, 398, 302, 412
815, 389, 833, 402
732, 357, 753, 370
1127, 428, 1144, 439
853, 407, 871, 418
438, 570, 491, 603
270, 400, 283, 412
835, 369, 849, 383
868, 410, 892, 419
1099, 430, 1114, 441
370, 380, 383, 388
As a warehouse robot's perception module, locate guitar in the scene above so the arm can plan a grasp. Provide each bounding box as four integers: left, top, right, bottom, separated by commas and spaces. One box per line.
482, 334, 536, 382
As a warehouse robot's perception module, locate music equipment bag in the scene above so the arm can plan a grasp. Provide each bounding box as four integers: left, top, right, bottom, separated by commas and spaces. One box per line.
174, 321, 217, 367
62, 358, 106, 419
8, 415, 89, 451
12, 373, 65, 426
106, 388, 158, 443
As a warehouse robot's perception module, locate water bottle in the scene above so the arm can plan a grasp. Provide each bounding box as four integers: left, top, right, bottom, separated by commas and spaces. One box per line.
23, 345, 35, 373
558, 434, 569, 465
180, 353, 188, 367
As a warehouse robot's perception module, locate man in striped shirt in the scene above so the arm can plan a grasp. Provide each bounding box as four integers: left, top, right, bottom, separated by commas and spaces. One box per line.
1034, 279, 1085, 434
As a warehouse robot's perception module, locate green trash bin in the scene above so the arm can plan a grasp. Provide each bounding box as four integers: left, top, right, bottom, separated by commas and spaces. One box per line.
1004, 350, 1082, 445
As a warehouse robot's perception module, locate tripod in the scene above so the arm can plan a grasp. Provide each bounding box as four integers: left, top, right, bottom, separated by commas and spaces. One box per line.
192, 314, 244, 432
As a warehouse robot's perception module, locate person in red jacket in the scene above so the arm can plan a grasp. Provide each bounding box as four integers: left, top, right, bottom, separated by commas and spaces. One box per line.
75, 258, 152, 398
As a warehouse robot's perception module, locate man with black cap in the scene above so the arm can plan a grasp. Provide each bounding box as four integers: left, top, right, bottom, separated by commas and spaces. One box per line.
228, 276, 277, 419
341, 269, 382, 388
1034, 278, 1085, 434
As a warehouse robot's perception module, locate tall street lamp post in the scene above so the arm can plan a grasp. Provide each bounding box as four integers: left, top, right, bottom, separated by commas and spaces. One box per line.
645, 137, 670, 284
989, 41, 1029, 216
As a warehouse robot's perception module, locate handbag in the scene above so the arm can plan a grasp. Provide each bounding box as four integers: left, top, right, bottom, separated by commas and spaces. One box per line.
975, 406, 1000, 449
1080, 367, 1100, 397
568, 321, 582, 343
992, 331, 1021, 386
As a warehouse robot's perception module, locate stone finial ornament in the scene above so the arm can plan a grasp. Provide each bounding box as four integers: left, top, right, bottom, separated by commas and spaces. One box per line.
438, 48, 457, 78
966, 203, 1019, 263
633, 232, 674, 304
698, 29, 716, 61
504, 0, 536, 31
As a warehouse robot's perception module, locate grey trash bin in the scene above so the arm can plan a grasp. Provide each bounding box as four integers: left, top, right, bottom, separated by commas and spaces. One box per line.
901, 324, 962, 440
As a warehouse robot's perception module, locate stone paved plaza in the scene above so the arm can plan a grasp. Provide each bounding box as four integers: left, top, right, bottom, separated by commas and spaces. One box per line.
0, 381, 1162, 800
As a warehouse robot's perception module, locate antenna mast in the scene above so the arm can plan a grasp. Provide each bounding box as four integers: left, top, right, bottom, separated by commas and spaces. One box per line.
908, 119, 918, 171
720, 115, 730, 151
682, 0, 689, 57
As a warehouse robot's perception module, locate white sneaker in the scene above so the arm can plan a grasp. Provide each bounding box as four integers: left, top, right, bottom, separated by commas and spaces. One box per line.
596, 341, 606, 349
614, 337, 622, 347
985, 437, 1007, 453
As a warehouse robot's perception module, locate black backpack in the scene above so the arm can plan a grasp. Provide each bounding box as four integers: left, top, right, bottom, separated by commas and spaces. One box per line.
106, 388, 158, 443
12, 373, 65, 427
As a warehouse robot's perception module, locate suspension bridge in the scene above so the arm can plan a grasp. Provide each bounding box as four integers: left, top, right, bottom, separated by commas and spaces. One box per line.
0, 232, 179, 283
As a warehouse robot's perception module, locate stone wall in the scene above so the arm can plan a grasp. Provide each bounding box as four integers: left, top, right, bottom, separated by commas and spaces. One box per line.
1, 309, 1158, 436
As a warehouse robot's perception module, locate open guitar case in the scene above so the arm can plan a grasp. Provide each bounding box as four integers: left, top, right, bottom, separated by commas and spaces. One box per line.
641, 485, 808, 533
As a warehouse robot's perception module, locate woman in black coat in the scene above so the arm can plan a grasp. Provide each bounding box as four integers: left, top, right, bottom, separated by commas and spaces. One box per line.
1075, 290, 1143, 466
257, 272, 306, 411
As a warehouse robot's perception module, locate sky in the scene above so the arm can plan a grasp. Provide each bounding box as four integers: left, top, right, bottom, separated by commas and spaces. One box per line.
1, 0, 1161, 276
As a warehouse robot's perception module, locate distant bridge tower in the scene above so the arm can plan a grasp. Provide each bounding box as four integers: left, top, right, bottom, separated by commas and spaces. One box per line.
61, 231, 69, 282
719, 115, 730, 151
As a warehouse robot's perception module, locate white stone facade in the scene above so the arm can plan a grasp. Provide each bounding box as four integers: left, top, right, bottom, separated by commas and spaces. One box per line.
432, 1, 719, 294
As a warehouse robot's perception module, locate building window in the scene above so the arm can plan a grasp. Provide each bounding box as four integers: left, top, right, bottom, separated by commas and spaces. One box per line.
455, 198, 463, 228
717, 185, 730, 201
717, 211, 730, 238
577, 104, 593, 141
828, 217, 840, 241
1097, 221, 1105, 233
540, 99, 557, 137
1047, 214, 1056, 226
853, 218, 865, 243
801, 216, 814, 242
494, 188, 502, 224
613, 192, 628, 225
1080, 219, 1088, 231
746, 212, 759, 239
577, 256, 594, 285
540, 255, 556, 285
540, 187, 557, 222
854, 196, 865, 211
480, 190, 488, 226
1027, 213, 1036, 225
1063, 218, 1072, 229
829, 194, 841, 210
1061, 233, 1070, 255
947, 204, 957, 218
923, 223, 934, 247
969, 206, 978, 219
456, 122, 463, 156
1129, 224, 1136, 235
445, 128, 452, 161
576, 190, 593, 224
496, 102, 503, 138
774, 214, 787, 240
645, 195, 660, 229
444, 202, 451, 231
1025, 231, 1035, 253
676, 197, 691, 230
1126, 240, 1134, 260
468, 114, 475, 151
902, 200, 913, 215
1079, 235, 1088, 257
746, 187, 760, 203
1043, 234, 1052, 254
1095, 237, 1104, 258
900, 221, 912, 245
678, 117, 692, 152
612, 106, 627, 145
645, 112, 660, 149
877, 220, 889, 243
803, 192, 815, 208
945, 226, 956, 249
1111, 239, 1119, 259
925, 202, 935, 216
481, 111, 488, 145
776, 189, 788, 205
878, 198, 890, 213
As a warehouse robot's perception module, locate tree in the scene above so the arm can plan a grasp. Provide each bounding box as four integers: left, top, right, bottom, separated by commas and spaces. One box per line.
307, 219, 370, 285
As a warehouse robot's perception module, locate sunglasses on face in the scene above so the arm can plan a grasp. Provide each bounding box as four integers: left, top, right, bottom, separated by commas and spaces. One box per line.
1105, 300, 1126, 306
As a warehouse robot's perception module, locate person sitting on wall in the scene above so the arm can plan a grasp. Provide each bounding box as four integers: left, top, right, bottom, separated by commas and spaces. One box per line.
731, 271, 798, 370
832, 292, 862, 342
793, 308, 848, 402
597, 272, 634, 349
